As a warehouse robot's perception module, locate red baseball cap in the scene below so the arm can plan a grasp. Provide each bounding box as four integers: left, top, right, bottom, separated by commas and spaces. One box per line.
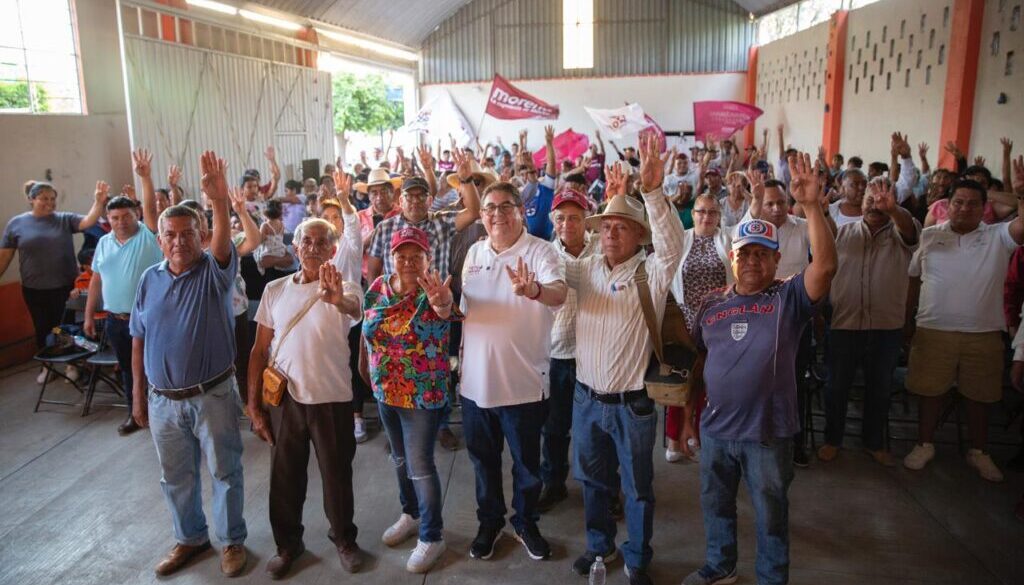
390, 226, 430, 253
552, 188, 592, 212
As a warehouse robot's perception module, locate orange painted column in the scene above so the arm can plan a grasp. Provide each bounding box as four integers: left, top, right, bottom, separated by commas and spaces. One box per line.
821, 10, 848, 161
744, 46, 759, 148
938, 0, 986, 170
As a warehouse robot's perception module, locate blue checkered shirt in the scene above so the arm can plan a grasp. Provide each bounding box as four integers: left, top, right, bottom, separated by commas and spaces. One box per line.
369, 211, 459, 276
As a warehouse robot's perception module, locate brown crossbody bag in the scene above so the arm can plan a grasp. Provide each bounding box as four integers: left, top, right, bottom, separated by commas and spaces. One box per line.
262, 296, 319, 407
634, 262, 698, 407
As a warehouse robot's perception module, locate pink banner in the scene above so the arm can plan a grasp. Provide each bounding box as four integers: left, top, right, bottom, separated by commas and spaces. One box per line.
639, 113, 667, 153
693, 101, 763, 142
533, 129, 590, 170
485, 74, 560, 120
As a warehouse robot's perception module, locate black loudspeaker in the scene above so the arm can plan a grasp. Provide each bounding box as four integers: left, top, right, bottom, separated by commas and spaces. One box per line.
302, 159, 320, 181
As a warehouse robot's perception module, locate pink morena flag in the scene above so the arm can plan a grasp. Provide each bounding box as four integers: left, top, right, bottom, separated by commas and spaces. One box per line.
693, 101, 764, 142
533, 129, 590, 170
485, 75, 560, 120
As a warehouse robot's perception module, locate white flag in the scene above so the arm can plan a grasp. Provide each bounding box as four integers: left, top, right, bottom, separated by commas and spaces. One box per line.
404, 91, 476, 147
584, 103, 649, 139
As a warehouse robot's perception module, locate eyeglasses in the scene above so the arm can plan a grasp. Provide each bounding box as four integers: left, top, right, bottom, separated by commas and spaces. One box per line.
481, 202, 518, 217
402, 191, 429, 202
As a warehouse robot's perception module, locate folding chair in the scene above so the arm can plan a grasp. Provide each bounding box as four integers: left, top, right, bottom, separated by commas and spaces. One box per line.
33, 344, 96, 412
81, 332, 127, 416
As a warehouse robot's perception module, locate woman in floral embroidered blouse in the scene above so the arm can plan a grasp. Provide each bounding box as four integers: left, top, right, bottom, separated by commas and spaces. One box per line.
359, 226, 460, 573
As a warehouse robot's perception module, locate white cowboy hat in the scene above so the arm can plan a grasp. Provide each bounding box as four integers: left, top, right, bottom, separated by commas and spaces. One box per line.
446, 160, 499, 190
584, 195, 652, 245
354, 168, 402, 193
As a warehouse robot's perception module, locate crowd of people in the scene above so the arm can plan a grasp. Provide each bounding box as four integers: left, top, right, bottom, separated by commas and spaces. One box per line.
2, 121, 1023, 585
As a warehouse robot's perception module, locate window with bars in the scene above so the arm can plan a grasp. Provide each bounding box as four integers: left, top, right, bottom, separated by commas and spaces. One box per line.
0, 0, 83, 114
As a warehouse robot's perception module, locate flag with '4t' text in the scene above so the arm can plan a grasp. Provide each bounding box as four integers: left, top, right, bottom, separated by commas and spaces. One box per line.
485, 75, 560, 120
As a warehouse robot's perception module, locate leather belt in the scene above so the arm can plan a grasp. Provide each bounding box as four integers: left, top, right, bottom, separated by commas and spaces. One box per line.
109, 313, 131, 321
151, 368, 235, 400
585, 387, 648, 405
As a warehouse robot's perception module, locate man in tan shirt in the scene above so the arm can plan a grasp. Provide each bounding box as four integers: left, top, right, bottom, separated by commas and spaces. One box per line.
818, 178, 919, 466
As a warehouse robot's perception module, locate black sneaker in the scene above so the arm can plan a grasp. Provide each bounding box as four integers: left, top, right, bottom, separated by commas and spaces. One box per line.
793, 445, 810, 468
571, 548, 618, 576
537, 484, 568, 513
469, 525, 502, 560
513, 524, 550, 560
624, 564, 653, 585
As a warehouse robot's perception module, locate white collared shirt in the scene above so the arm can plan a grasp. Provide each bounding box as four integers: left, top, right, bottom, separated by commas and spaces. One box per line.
460, 229, 566, 408
331, 210, 363, 289
550, 235, 601, 360
567, 188, 685, 393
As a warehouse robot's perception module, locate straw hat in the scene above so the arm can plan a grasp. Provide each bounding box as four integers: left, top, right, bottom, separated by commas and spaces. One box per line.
584, 196, 651, 245
446, 160, 499, 189
354, 168, 402, 193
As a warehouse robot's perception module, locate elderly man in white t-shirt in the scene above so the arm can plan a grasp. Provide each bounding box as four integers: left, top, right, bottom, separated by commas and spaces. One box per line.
459, 181, 567, 563
904, 172, 1024, 483
565, 136, 683, 585
246, 218, 365, 579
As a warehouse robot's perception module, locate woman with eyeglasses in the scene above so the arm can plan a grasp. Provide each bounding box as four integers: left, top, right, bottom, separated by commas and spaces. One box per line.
665, 193, 733, 463
0, 180, 107, 381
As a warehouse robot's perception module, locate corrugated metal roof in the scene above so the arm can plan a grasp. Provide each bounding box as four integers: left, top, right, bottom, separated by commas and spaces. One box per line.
248, 0, 796, 47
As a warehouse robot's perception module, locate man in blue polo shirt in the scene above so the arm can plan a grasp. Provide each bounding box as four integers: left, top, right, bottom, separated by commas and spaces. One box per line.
85, 193, 162, 436
130, 151, 248, 578
683, 154, 836, 585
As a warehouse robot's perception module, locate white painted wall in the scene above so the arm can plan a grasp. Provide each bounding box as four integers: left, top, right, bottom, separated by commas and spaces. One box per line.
419, 73, 748, 152
0, 0, 132, 285
839, 0, 952, 164
970, 0, 1024, 175
753, 21, 830, 161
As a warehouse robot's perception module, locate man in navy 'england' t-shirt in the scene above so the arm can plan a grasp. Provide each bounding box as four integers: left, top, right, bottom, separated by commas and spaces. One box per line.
683, 155, 837, 585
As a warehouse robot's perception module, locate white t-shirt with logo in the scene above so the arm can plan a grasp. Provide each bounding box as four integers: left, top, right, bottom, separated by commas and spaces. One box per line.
909, 222, 1018, 332
460, 230, 565, 408
254, 274, 363, 404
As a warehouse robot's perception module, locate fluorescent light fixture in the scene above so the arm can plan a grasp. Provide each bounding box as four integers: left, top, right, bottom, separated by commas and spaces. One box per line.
240, 9, 303, 31
186, 0, 238, 16
316, 28, 418, 61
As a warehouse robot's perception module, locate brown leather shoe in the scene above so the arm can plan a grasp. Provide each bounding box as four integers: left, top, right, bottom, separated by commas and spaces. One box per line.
154, 541, 211, 576
337, 542, 364, 573
221, 544, 247, 577
118, 416, 141, 436
438, 427, 459, 451
817, 444, 840, 462
867, 449, 897, 467
265, 543, 305, 580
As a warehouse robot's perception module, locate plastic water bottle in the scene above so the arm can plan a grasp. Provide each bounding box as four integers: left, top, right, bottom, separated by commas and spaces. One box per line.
73, 335, 99, 352
589, 556, 606, 585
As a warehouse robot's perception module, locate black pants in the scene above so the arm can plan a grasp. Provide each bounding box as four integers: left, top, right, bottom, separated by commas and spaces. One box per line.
347, 324, 369, 415
234, 314, 252, 403
793, 326, 813, 450
22, 285, 72, 349
105, 316, 135, 408
269, 394, 357, 552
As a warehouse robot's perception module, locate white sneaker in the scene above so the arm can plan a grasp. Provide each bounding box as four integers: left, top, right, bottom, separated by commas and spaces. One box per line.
36, 368, 48, 384
382, 513, 419, 546
903, 443, 935, 470
406, 539, 445, 573
354, 417, 368, 443
665, 448, 684, 463
966, 449, 1004, 482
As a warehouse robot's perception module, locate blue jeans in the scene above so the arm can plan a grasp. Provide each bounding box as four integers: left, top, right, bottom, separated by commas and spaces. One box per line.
379, 403, 445, 542
825, 329, 901, 451
148, 377, 247, 546
541, 358, 576, 489
461, 396, 547, 532
104, 316, 134, 407
699, 435, 793, 585
571, 382, 656, 571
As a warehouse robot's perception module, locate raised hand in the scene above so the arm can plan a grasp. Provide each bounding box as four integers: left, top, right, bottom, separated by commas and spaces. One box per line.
417, 269, 453, 308
121, 184, 136, 200
199, 150, 229, 202
605, 162, 628, 198
869, 179, 897, 214
745, 168, 766, 201
974, 155, 986, 167
1002, 137, 1014, 155
318, 262, 346, 305
544, 125, 555, 145
94, 181, 110, 206
895, 132, 911, 158
505, 256, 539, 298
638, 133, 671, 192
416, 144, 434, 171
264, 145, 276, 162
228, 186, 247, 215
788, 152, 822, 205
944, 141, 963, 158
1012, 155, 1024, 197
167, 164, 182, 188
132, 149, 152, 178
452, 148, 473, 182
918, 142, 929, 159
332, 169, 352, 197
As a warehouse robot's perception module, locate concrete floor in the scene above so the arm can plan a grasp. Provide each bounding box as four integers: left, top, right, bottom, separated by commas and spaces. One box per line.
0, 362, 1022, 585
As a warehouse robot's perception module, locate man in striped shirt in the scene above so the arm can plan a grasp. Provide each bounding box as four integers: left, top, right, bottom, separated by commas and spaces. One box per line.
564, 136, 683, 585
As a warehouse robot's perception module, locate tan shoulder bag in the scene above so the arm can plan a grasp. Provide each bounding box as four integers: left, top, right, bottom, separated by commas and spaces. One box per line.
262, 295, 319, 406
634, 262, 698, 407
